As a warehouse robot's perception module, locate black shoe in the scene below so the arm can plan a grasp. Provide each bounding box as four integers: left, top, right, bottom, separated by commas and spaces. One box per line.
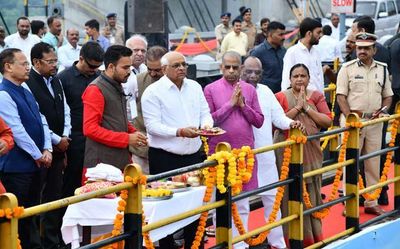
359, 195, 365, 207
378, 191, 389, 205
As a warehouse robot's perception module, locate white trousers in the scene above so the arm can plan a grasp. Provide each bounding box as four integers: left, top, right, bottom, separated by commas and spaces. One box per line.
261, 195, 287, 249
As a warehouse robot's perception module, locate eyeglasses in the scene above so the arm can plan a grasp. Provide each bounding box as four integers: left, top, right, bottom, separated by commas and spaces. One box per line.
41, 59, 58, 65
84, 58, 102, 69
147, 67, 162, 73
224, 65, 240, 70
169, 62, 188, 69
244, 69, 262, 75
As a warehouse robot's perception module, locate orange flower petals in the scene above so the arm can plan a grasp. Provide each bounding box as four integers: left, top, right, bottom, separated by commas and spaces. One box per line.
0, 206, 24, 219
359, 119, 398, 201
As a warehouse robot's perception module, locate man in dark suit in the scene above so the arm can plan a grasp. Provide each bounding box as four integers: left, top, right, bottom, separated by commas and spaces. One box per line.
26, 42, 71, 249
57, 42, 104, 199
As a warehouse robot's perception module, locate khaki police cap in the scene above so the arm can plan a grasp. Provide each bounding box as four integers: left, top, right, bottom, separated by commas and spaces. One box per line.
355, 32, 377, 46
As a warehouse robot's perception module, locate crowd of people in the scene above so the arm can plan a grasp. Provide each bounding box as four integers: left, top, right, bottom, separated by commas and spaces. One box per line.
0, 6, 398, 249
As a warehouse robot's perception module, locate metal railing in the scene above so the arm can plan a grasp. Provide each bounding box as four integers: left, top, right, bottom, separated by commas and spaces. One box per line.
1, 106, 400, 249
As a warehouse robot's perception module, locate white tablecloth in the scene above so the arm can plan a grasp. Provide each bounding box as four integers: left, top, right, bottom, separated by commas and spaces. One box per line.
61, 186, 206, 248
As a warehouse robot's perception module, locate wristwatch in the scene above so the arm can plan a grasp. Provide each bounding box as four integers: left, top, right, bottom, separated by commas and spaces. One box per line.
304, 105, 311, 113
46, 148, 53, 153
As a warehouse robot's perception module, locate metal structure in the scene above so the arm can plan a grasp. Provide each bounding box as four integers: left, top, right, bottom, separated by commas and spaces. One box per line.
0, 91, 400, 248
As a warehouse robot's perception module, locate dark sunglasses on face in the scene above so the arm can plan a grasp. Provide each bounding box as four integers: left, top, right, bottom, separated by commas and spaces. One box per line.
224, 65, 240, 70
84, 58, 102, 69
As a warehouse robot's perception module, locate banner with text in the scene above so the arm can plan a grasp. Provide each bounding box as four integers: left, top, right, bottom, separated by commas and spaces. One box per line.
331, 0, 355, 14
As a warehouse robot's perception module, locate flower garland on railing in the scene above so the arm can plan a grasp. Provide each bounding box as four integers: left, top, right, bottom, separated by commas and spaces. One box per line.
201, 136, 209, 155
191, 166, 216, 249
329, 83, 336, 121
232, 135, 305, 246
108, 175, 151, 249
190, 141, 256, 249
303, 121, 361, 219
0, 206, 24, 219
358, 118, 399, 200
0, 206, 24, 249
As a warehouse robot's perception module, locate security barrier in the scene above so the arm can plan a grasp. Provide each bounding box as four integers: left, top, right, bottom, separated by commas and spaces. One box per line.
1, 104, 400, 249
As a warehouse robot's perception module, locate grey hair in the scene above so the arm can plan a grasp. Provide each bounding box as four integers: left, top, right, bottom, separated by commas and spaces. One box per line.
221, 51, 241, 64
160, 51, 187, 66
125, 34, 148, 47
160, 56, 169, 66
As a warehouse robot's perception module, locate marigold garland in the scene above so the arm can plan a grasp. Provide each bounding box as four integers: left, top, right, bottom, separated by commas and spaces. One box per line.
191, 166, 215, 249
358, 118, 399, 200
232, 144, 292, 246
191, 146, 256, 248
201, 136, 209, 155
108, 175, 153, 249
329, 83, 336, 120
302, 121, 362, 219
0, 206, 24, 248
0, 206, 24, 219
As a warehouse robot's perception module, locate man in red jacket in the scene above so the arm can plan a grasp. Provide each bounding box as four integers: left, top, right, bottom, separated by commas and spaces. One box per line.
0, 117, 13, 156
0, 116, 14, 193
82, 45, 147, 171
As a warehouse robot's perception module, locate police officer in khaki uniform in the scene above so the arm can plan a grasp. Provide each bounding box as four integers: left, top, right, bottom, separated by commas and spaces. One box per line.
241, 8, 257, 50
215, 12, 231, 60
215, 12, 231, 46
336, 32, 393, 215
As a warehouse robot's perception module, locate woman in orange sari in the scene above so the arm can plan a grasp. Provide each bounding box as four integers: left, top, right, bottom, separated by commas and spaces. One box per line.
275, 63, 331, 246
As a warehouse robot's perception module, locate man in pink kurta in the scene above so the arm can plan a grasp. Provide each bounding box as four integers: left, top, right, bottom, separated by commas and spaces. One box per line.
204, 54, 264, 190
204, 51, 264, 249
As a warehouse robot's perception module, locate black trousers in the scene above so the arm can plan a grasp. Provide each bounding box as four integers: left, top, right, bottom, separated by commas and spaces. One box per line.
40, 152, 65, 249
62, 134, 85, 198
148, 147, 205, 249
1, 171, 42, 249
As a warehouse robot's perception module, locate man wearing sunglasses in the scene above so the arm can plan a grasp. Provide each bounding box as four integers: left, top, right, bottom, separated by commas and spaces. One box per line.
57, 41, 104, 207
204, 51, 264, 249
129, 46, 167, 175
26, 42, 72, 249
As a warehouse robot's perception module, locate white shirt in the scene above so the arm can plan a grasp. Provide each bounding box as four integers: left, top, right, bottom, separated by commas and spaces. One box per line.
253, 84, 292, 195
58, 42, 81, 69
5, 33, 41, 63
123, 64, 148, 121
281, 41, 324, 93
315, 35, 342, 62
141, 75, 213, 155
329, 23, 340, 41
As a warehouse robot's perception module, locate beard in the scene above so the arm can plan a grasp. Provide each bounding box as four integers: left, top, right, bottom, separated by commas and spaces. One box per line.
310, 36, 319, 46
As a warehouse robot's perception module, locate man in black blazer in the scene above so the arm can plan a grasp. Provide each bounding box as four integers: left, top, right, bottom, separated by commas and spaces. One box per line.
26, 42, 71, 249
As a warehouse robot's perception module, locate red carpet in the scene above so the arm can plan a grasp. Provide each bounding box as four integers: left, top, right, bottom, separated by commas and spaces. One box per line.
205, 168, 395, 248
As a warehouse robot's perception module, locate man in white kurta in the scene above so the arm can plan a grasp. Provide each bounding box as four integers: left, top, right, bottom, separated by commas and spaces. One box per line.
242, 56, 303, 249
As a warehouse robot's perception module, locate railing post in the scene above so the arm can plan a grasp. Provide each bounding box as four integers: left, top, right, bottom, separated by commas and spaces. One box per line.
288, 128, 304, 249
124, 163, 143, 249
0, 193, 18, 249
394, 103, 400, 211
329, 127, 339, 164
345, 113, 360, 232
215, 142, 232, 249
